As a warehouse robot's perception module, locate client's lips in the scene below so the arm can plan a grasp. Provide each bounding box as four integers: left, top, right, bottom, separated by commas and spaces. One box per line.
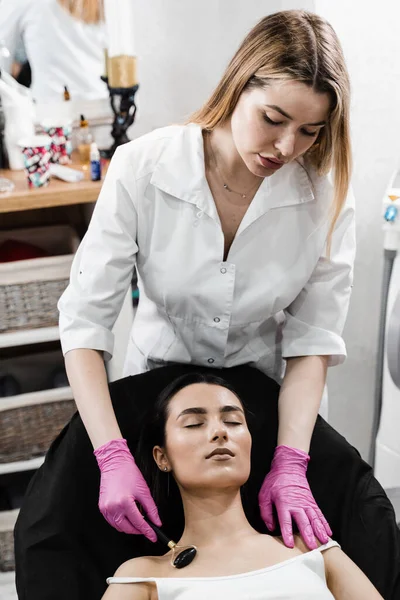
206, 448, 235, 459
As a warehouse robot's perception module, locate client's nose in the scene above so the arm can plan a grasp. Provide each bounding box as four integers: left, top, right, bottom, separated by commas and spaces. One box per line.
211, 429, 228, 442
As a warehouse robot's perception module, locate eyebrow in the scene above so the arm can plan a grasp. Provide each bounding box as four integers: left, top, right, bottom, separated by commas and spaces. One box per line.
265, 104, 326, 126
177, 405, 244, 419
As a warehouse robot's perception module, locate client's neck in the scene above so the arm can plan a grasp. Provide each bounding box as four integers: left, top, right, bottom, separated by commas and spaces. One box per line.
178, 488, 256, 549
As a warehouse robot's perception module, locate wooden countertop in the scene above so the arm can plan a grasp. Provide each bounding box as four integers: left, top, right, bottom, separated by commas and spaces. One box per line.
0, 154, 109, 213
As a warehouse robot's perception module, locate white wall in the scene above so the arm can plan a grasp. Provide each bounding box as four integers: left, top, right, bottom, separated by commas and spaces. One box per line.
114, 1, 400, 461
131, 0, 282, 136
315, 0, 400, 459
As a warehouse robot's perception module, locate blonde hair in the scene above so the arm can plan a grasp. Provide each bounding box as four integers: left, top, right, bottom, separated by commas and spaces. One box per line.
188, 10, 351, 254
58, 0, 104, 25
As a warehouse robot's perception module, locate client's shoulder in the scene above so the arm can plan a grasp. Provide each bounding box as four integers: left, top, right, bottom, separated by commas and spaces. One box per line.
271, 534, 309, 556
273, 534, 340, 556
292, 535, 341, 554
107, 556, 165, 600
114, 554, 167, 579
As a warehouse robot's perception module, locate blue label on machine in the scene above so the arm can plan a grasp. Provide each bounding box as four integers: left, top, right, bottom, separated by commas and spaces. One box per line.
385, 205, 398, 222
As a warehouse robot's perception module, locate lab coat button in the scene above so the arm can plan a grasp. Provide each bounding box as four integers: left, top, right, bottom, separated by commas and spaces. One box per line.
213, 317, 220, 323
220, 267, 227, 274
207, 358, 215, 364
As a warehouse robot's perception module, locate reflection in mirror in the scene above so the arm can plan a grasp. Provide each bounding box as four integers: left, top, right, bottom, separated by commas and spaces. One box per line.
0, 0, 108, 103
0, 0, 117, 163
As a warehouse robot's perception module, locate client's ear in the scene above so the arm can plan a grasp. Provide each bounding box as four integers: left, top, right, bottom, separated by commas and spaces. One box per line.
153, 445, 171, 472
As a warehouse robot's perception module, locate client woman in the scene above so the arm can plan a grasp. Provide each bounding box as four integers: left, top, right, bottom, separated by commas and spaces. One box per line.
103, 373, 382, 600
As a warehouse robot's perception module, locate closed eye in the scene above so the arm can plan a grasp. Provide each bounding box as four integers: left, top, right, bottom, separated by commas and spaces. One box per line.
301, 129, 319, 137
264, 114, 319, 137
263, 114, 282, 126
184, 421, 242, 428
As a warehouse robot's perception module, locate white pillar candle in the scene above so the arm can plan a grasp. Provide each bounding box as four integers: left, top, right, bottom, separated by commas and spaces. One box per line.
103, 0, 136, 58
103, 0, 138, 87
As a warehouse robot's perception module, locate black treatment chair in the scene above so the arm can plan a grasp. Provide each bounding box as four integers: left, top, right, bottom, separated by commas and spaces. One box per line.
13, 364, 400, 600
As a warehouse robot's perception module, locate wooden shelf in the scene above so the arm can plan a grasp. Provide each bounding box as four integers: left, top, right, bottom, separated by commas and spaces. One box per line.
0, 570, 16, 586
0, 569, 16, 600
0, 386, 73, 412
0, 153, 106, 496
0, 153, 108, 214
0, 508, 19, 531
0, 457, 44, 476
0, 327, 60, 349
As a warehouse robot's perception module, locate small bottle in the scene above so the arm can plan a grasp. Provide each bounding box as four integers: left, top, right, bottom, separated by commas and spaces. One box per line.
63, 85, 71, 101
77, 114, 93, 165
90, 142, 102, 181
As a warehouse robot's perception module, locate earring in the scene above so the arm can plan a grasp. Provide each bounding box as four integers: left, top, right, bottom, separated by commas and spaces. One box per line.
164, 467, 168, 472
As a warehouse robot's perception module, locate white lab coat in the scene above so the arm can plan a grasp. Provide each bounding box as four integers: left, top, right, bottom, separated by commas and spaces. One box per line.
0, 0, 108, 102
58, 124, 356, 390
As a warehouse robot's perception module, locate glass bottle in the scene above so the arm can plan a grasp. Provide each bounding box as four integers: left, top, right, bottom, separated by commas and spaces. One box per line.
77, 114, 93, 165
63, 85, 71, 101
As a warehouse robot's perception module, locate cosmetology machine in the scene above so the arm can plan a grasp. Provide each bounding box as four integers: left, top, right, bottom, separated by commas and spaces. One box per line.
373, 168, 400, 522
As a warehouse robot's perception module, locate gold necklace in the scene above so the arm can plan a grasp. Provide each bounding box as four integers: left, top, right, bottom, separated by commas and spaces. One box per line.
208, 135, 260, 200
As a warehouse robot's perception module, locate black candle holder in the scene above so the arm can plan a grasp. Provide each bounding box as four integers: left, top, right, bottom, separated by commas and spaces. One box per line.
100, 76, 139, 159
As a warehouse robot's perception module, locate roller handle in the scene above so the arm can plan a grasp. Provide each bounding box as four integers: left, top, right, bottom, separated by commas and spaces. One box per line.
142, 514, 173, 546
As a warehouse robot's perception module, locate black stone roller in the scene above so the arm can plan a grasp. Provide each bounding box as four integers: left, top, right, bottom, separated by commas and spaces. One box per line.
144, 517, 197, 569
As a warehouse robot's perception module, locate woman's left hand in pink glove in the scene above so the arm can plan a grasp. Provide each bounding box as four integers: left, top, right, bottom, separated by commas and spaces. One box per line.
258, 444, 332, 550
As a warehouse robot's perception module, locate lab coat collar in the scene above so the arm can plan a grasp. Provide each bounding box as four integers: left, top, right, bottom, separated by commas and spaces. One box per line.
150, 123, 315, 222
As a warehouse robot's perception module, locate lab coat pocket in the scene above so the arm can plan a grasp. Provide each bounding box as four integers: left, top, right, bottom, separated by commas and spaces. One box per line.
133, 321, 176, 365
245, 314, 285, 378
156, 315, 196, 364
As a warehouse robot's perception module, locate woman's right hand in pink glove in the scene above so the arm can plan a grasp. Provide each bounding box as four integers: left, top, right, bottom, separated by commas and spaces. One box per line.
94, 438, 161, 542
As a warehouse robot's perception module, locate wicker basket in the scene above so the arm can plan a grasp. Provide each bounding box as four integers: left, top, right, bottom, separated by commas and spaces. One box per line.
0, 387, 76, 463
0, 509, 18, 572
0, 225, 79, 333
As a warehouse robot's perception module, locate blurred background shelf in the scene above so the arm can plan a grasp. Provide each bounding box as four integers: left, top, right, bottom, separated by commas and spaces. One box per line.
0, 509, 19, 575
0, 152, 107, 214
0, 508, 19, 529
0, 386, 75, 467
0, 456, 44, 476
0, 326, 60, 349
0, 133, 108, 600
0, 571, 16, 599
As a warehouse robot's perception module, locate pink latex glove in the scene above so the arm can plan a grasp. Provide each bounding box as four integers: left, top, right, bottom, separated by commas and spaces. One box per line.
259, 445, 332, 550
94, 438, 161, 542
